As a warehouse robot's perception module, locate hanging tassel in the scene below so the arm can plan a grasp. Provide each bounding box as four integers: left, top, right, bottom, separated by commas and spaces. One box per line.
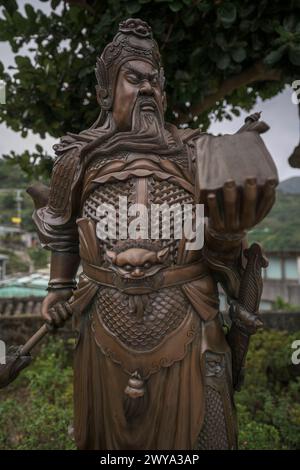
123, 371, 147, 422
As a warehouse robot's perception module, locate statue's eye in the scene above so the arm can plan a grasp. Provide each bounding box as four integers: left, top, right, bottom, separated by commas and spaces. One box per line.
143, 262, 151, 269
151, 76, 158, 86
125, 264, 133, 271
126, 74, 139, 84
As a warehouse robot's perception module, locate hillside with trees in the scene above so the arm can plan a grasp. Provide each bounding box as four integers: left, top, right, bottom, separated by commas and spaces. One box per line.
249, 179, 300, 251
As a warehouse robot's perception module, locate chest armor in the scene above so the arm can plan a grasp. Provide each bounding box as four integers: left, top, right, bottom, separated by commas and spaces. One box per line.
80, 150, 199, 351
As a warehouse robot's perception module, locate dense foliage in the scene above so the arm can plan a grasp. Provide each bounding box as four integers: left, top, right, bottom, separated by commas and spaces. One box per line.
237, 330, 300, 450
0, 339, 74, 449
249, 191, 300, 251
0, 1, 299, 176
0, 158, 48, 232
0, 329, 299, 450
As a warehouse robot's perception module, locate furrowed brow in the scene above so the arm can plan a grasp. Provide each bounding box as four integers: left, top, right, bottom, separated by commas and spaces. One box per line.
124, 64, 159, 81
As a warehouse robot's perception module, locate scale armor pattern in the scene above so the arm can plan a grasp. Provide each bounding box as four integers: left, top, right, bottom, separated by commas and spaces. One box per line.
82, 178, 135, 263
93, 285, 188, 351
196, 386, 229, 450
148, 176, 194, 263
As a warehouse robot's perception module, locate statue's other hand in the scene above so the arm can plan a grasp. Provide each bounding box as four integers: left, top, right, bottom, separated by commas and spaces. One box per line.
41, 289, 73, 328
207, 177, 276, 237
229, 301, 263, 335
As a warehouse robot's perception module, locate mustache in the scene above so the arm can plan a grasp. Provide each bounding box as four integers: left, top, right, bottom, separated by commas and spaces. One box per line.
130, 94, 164, 132
136, 96, 157, 111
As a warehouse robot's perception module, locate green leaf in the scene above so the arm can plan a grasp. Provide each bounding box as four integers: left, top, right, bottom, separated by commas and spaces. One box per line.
3, 0, 18, 15
169, 1, 183, 12
240, 20, 252, 32
0, 19, 10, 41
35, 144, 43, 153
231, 47, 247, 63
68, 6, 81, 23
175, 70, 190, 81
264, 46, 286, 66
12, 11, 27, 30
197, 1, 212, 13
15, 55, 32, 68
239, 4, 256, 19
24, 4, 36, 21
182, 9, 197, 27
217, 53, 230, 70
78, 66, 93, 79
126, 1, 142, 14
218, 3, 237, 26
51, 0, 61, 9
215, 32, 228, 50
283, 14, 297, 33
288, 45, 300, 66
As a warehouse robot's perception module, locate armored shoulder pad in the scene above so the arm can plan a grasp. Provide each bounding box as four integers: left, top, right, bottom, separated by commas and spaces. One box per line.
48, 146, 81, 214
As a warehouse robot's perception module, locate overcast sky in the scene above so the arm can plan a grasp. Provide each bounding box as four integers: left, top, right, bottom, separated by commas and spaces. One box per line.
0, 1, 300, 182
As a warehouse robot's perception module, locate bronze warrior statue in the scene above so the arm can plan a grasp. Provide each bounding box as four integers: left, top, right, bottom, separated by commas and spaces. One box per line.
25, 19, 278, 449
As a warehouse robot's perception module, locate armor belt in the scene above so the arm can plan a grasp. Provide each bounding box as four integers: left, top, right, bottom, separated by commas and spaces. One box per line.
82, 260, 207, 295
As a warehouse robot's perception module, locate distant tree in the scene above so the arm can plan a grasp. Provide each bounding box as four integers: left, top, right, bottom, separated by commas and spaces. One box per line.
0, 0, 299, 176
288, 103, 300, 169
0, 158, 26, 188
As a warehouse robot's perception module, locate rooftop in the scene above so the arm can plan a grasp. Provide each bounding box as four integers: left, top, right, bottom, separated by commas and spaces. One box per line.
0, 272, 48, 298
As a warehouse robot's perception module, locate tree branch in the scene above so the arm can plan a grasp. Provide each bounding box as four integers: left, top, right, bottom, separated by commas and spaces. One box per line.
175, 61, 283, 124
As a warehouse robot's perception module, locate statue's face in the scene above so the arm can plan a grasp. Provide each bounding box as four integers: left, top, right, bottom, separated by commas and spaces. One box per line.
112, 60, 164, 131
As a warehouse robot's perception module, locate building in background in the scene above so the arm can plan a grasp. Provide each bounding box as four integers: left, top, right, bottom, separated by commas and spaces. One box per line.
0, 254, 8, 281
261, 250, 300, 310
0, 272, 48, 316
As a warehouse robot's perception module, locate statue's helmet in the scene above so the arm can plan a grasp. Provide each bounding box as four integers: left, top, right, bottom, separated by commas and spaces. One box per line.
95, 18, 164, 112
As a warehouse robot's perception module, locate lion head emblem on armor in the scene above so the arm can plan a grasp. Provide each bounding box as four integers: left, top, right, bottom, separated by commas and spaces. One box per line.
105, 245, 169, 279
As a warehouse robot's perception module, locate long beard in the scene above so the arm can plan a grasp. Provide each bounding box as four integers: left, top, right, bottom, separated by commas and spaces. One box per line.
99, 96, 169, 153
79, 97, 183, 160
131, 96, 165, 140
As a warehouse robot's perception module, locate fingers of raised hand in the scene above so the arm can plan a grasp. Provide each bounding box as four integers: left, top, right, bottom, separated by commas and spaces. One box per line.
223, 180, 238, 231
207, 192, 224, 232
208, 177, 276, 234
241, 177, 257, 229
256, 177, 277, 224
208, 180, 239, 233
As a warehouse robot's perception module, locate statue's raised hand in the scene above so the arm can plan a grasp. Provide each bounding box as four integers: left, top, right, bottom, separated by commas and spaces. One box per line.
207, 177, 277, 238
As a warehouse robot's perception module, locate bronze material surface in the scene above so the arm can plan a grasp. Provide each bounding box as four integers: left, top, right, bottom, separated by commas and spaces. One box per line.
21, 18, 278, 449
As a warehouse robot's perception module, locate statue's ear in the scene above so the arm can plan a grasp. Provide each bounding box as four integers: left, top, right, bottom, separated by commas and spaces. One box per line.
95, 84, 112, 110
105, 250, 117, 264
157, 247, 169, 263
